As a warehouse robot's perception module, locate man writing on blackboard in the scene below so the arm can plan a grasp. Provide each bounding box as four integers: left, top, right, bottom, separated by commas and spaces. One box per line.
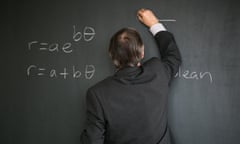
81, 8, 181, 144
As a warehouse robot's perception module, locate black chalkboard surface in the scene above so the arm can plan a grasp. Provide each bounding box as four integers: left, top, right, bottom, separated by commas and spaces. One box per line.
3, 0, 240, 144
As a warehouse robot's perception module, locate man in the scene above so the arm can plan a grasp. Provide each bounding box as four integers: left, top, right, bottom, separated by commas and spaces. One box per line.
81, 9, 181, 144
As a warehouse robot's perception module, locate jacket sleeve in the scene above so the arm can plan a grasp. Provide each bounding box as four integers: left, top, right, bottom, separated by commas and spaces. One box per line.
154, 31, 182, 79
81, 89, 105, 144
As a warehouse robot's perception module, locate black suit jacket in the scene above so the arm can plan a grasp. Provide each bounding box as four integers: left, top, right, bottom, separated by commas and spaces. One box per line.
81, 31, 181, 144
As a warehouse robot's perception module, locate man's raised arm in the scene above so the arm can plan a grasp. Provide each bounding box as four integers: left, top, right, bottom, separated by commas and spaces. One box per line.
137, 8, 182, 79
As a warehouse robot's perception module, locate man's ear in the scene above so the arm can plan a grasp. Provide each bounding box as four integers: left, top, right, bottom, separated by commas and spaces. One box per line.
141, 46, 144, 59
113, 59, 119, 68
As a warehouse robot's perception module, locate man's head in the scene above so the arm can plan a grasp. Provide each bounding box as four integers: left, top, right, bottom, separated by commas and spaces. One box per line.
109, 28, 144, 69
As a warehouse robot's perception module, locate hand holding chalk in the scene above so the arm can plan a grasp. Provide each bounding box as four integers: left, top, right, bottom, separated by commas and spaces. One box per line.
137, 8, 159, 28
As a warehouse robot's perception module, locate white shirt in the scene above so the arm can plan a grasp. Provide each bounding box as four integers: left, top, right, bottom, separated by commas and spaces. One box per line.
150, 23, 167, 36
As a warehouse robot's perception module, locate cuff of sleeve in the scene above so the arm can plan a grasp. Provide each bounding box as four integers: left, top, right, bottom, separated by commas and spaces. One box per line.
150, 23, 167, 36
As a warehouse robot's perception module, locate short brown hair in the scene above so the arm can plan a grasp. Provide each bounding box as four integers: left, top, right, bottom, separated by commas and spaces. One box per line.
109, 28, 144, 69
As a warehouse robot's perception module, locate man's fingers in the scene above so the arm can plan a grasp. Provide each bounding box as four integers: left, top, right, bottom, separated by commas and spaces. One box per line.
139, 8, 146, 13
137, 14, 142, 22
137, 14, 143, 21
137, 8, 146, 16
137, 8, 146, 21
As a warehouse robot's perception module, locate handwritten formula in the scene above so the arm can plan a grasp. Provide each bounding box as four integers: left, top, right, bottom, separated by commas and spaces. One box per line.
28, 26, 95, 54
26, 25, 96, 80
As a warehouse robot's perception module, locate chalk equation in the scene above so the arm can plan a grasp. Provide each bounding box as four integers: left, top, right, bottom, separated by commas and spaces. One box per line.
27, 64, 95, 79
175, 67, 213, 83
28, 26, 96, 53
26, 25, 96, 80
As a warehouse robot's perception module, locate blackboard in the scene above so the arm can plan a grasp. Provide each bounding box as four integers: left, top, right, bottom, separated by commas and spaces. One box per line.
3, 0, 240, 144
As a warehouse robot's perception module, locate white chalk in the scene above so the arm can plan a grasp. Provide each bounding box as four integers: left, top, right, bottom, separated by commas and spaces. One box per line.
158, 19, 176, 22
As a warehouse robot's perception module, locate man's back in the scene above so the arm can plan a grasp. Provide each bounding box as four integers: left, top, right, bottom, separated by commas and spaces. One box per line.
86, 57, 171, 144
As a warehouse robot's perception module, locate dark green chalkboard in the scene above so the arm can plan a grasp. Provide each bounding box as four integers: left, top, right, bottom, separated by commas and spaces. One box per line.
3, 0, 240, 144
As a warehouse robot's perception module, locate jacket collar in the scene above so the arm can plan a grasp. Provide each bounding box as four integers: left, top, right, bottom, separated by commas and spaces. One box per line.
114, 66, 143, 78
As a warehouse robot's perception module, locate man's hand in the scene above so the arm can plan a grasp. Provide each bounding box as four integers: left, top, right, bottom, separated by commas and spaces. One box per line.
137, 8, 159, 28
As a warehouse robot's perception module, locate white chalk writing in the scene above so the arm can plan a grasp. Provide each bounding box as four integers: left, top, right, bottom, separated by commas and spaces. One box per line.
26, 25, 96, 80
73, 26, 96, 42
28, 26, 96, 54
175, 67, 213, 83
27, 65, 95, 79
